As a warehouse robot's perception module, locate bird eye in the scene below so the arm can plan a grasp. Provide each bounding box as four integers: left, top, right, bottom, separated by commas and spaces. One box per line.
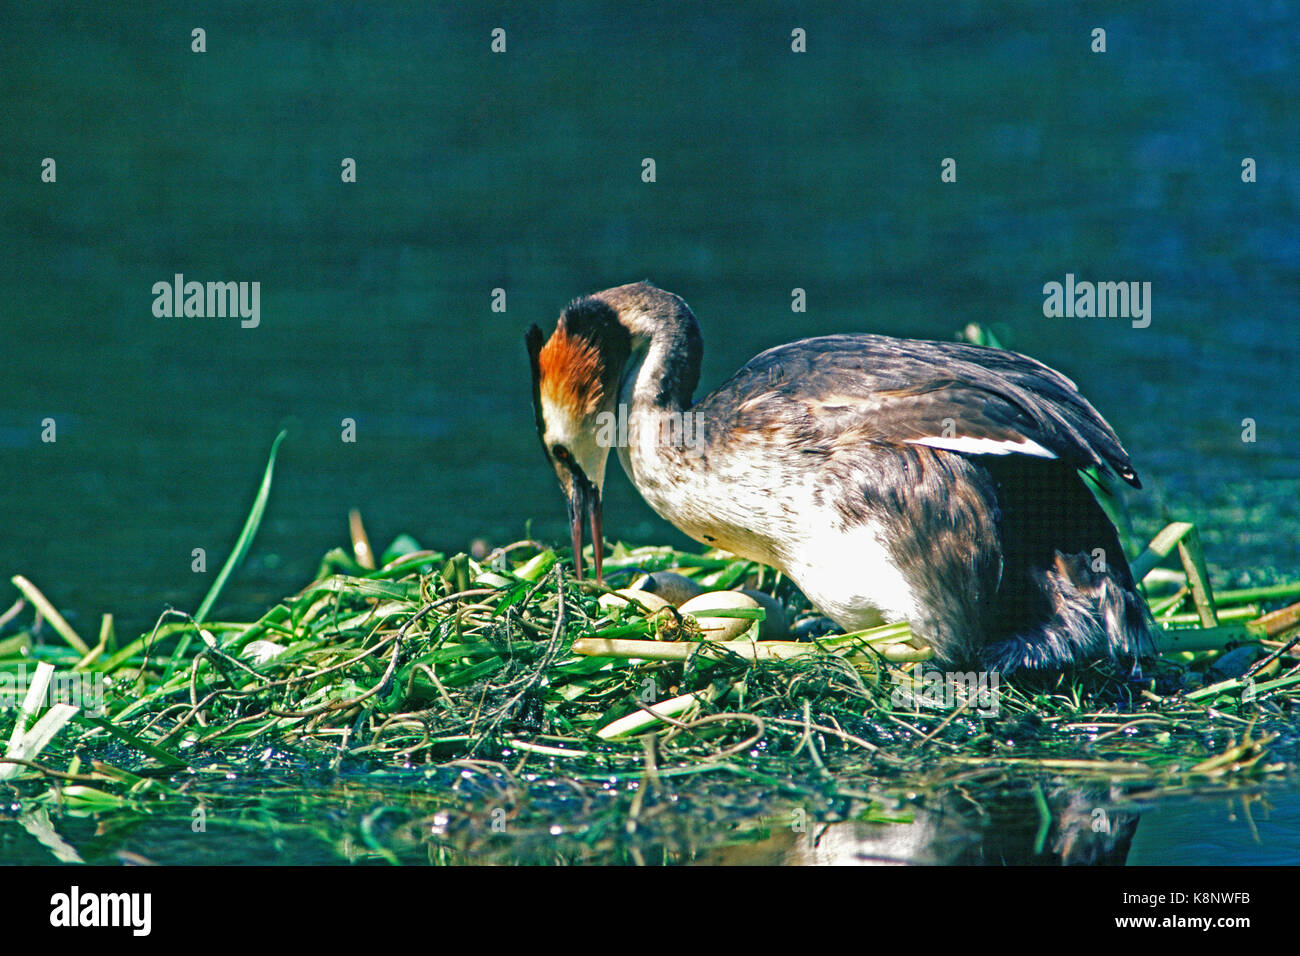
552, 445, 571, 463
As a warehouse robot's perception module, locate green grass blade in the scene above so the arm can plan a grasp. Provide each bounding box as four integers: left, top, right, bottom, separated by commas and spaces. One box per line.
1132, 522, 1219, 626
195, 429, 288, 625
161, 430, 287, 682
9, 576, 90, 655
5, 661, 54, 756
79, 715, 187, 768
1, 703, 80, 781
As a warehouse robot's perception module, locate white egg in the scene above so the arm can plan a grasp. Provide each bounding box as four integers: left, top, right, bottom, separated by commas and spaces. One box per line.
679, 590, 762, 641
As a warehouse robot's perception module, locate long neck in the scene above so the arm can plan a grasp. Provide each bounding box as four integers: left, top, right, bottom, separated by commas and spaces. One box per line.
614, 291, 703, 415
608, 291, 705, 490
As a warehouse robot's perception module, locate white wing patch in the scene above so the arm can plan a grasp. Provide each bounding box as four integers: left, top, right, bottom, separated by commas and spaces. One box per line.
905, 435, 1058, 459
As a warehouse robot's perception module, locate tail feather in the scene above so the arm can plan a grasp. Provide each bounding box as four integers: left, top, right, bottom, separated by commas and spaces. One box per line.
979, 458, 1155, 675
984, 561, 1155, 674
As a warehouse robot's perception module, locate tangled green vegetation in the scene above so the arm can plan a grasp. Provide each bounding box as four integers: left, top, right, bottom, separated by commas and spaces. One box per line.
2, 433, 1298, 863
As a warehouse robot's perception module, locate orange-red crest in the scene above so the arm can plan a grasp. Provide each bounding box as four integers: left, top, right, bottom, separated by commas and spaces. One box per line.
537, 326, 608, 418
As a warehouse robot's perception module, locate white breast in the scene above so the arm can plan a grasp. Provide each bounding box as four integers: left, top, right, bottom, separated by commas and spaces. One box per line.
778, 509, 919, 632
620, 414, 918, 633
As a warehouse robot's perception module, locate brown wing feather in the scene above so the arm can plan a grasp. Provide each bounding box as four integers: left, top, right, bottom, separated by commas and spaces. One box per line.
699, 334, 1140, 487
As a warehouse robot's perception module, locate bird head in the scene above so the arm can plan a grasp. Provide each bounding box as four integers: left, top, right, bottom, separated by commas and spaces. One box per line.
526, 295, 633, 583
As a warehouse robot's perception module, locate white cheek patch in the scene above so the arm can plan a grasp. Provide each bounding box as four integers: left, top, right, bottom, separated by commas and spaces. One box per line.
542, 401, 611, 490
905, 435, 1057, 459
541, 400, 581, 450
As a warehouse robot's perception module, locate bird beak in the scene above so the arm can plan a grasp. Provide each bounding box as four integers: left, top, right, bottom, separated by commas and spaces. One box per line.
566, 474, 603, 584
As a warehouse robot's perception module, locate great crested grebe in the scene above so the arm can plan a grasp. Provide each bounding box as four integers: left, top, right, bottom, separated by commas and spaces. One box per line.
526, 281, 1153, 673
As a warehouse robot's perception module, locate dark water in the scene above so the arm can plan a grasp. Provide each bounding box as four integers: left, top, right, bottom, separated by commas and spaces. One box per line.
1, 2, 1298, 864
1, 753, 1295, 866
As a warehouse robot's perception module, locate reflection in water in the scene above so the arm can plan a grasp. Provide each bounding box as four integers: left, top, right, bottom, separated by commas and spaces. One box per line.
698, 783, 1139, 865
8, 764, 1295, 866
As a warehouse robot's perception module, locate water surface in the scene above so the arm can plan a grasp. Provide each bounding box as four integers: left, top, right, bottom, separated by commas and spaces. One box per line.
1, 1, 1297, 865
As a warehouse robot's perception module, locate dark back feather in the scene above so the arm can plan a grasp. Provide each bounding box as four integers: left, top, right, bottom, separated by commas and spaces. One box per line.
698, 334, 1140, 487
